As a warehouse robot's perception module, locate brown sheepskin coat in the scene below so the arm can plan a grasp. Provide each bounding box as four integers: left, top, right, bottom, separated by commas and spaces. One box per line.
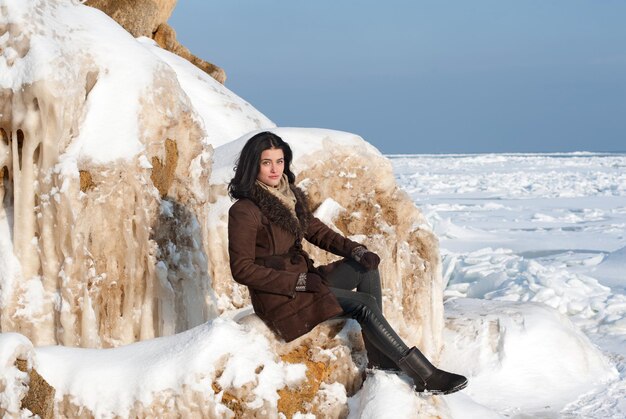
228, 184, 362, 342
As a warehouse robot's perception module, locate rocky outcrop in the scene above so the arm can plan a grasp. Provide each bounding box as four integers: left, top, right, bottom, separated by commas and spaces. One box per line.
153, 23, 227, 84
86, 0, 226, 83
299, 144, 443, 358
86, 0, 177, 38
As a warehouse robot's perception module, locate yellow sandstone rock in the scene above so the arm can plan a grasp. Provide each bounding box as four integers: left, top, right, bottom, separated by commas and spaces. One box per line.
16, 359, 55, 419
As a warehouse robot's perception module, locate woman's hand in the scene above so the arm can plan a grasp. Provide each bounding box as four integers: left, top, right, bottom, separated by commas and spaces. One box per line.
351, 246, 381, 271
360, 251, 381, 271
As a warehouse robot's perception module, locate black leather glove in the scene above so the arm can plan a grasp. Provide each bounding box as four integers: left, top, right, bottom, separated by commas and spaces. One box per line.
296, 273, 324, 293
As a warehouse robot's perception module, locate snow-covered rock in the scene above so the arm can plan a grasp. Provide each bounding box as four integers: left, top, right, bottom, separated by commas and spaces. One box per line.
86, 0, 226, 83
1, 317, 367, 418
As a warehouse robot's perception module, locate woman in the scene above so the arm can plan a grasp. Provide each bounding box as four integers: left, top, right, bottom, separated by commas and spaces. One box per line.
228, 131, 467, 395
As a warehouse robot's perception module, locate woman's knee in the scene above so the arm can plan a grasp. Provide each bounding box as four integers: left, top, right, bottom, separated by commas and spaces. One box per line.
362, 292, 378, 308
358, 269, 382, 296
362, 268, 381, 282
349, 293, 380, 319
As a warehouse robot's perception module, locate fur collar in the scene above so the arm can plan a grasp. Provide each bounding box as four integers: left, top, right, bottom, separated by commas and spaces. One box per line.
249, 183, 312, 239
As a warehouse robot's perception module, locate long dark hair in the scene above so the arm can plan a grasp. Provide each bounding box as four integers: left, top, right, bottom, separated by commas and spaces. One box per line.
228, 131, 296, 200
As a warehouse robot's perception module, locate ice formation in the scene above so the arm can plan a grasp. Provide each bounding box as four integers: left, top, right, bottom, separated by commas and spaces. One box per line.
0, 0, 232, 347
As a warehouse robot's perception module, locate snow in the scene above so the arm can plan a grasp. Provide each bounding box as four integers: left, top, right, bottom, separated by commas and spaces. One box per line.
443, 299, 616, 413
592, 245, 626, 289
137, 37, 274, 148
313, 198, 346, 232
391, 152, 626, 417
35, 318, 306, 417
347, 370, 425, 419
0, 333, 34, 415
54, 2, 161, 164
209, 127, 380, 186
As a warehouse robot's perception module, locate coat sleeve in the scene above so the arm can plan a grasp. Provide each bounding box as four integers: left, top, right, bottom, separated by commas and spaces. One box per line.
228, 201, 299, 298
305, 216, 362, 258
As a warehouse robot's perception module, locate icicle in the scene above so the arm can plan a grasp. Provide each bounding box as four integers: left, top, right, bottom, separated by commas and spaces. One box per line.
1, 0, 218, 347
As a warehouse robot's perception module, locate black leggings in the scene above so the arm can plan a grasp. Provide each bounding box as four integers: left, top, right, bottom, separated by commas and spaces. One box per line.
325, 259, 409, 364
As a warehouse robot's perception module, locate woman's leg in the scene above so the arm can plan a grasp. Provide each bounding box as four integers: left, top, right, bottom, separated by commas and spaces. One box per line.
330, 287, 468, 394
330, 287, 409, 363
324, 260, 398, 369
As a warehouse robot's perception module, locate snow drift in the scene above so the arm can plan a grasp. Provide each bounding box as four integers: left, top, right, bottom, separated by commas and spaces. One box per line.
442, 298, 617, 414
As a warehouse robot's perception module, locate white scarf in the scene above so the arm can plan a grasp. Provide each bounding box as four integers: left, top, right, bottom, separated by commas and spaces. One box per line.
256, 174, 297, 216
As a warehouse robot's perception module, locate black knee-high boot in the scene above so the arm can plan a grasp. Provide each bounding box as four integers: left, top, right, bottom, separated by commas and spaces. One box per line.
364, 337, 400, 371
331, 288, 468, 394
397, 347, 468, 395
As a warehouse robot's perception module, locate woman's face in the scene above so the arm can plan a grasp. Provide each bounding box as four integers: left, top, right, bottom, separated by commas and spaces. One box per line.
257, 148, 285, 187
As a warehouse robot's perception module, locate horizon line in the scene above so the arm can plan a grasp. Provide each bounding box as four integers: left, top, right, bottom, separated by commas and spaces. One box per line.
385, 150, 626, 158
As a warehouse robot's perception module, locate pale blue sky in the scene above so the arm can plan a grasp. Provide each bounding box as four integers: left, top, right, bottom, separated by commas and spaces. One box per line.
169, 1, 626, 154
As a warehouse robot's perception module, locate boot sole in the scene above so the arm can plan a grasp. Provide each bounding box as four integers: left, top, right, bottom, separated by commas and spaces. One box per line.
394, 370, 469, 396
424, 379, 468, 395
